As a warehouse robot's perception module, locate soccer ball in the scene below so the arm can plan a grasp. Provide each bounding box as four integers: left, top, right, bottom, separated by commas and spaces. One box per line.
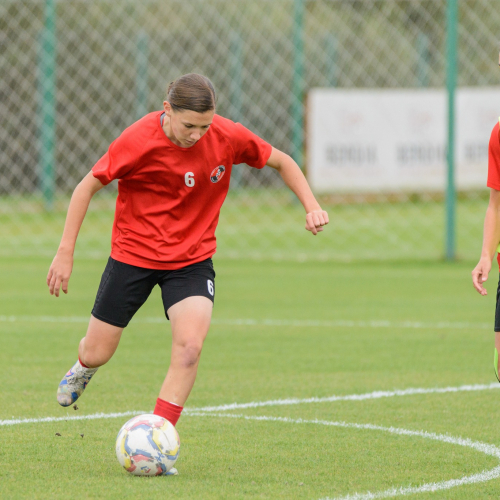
115, 414, 180, 476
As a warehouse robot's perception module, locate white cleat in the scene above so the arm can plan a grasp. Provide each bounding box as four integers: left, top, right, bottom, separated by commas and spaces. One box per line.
57, 360, 98, 407
166, 467, 178, 476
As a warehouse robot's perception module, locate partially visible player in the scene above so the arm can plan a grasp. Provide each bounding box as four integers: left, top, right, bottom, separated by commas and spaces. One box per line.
471, 50, 500, 381
47, 74, 329, 464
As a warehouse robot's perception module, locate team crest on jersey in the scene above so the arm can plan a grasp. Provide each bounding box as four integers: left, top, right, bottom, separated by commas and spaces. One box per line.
210, 165, 226, 183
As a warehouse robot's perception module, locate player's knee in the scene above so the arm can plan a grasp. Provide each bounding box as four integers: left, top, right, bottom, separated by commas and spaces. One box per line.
178, 342, 203, 368
80, 351, 106, 368
80, 339, 109, 368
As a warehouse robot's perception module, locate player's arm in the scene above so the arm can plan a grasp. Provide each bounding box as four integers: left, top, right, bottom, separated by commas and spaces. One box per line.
472, 188, 500, 295
47, 172, 104, 297
266, 147, 329, 235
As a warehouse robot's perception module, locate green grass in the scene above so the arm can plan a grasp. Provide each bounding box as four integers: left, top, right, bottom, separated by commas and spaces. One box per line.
1, 255, 500, 499
0, 191, 487, 261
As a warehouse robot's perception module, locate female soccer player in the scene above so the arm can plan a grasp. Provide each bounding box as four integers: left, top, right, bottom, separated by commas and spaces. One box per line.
472, 51, 500, 381
48, 73, 328, 439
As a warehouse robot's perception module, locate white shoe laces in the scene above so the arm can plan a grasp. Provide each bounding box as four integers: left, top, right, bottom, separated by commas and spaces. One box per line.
66, 363, 98, 390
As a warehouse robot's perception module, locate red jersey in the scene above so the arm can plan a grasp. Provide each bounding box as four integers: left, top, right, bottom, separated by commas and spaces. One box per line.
486, 120, 500, 268
92, 112, 272, 269
487, 121, 500, 190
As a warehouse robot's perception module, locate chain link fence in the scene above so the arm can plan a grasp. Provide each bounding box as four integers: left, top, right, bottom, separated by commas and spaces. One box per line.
1, 0, 499, 262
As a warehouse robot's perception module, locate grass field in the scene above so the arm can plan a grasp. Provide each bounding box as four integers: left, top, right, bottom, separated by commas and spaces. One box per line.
0, 191, 487, 262
1, 254, 500, 499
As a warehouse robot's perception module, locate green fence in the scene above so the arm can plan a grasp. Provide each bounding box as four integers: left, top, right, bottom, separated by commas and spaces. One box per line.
1, 0, 499, 262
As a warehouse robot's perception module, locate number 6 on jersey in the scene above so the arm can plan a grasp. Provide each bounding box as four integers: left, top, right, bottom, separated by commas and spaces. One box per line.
185, 172, 195, 187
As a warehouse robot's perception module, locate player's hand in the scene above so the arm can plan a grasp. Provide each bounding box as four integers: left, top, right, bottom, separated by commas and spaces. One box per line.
472, 257, 492, 296
305, 210, 329, 235
47, 251, 74, 297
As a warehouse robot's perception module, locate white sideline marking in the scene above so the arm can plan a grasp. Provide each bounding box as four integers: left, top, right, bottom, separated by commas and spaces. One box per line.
185, 382, 500, 413
186, 413, 500, 458
327, 468, 500, 500
2, 384, 499, 426
3, 383, 499, 427
0, 411, 145, 427
2, 384, 500, 498
212, 318, 491, 330
0, 315, 491, 330
185, 412, 500, 500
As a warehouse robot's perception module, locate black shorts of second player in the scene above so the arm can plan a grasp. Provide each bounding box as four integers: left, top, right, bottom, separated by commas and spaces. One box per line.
91, 257, 216, 328
495, 274, 500, 332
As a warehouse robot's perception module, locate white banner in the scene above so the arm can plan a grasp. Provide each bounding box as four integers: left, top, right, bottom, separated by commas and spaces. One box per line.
307, 87, 500, 193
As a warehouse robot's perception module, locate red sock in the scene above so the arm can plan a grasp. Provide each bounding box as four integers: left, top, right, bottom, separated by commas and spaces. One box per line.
78, 357, 90, 369
154, 398, 183, 426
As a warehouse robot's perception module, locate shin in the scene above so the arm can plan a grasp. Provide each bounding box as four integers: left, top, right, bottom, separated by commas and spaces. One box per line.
158, 296, 213, 407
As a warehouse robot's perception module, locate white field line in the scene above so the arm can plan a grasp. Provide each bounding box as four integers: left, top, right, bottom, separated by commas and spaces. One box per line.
0, 315, 491, 330
3, 407, 500, 500
326, 468, 500, 500
4, 383, 499, 426
185, 413, 500, 458
3, 387, 500, 498
212, 318, 491, 330
0, 411, 145, 427
184, 412, 500, 500
185, 382, 500, 413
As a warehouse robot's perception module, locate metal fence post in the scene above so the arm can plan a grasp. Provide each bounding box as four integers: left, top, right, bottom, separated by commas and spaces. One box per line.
325, 33, 338, 87
446, 0, 458, 260
136, 30, 149, 120
416, 32, 430, 87
292, 0, 304, 168
39, 0, 57, 210
230, 31, 244, 188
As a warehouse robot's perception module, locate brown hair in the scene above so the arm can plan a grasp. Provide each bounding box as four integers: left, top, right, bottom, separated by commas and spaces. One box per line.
166, 73, 216, 113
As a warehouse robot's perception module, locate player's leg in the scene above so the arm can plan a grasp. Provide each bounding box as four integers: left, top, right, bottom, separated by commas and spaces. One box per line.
494, 278, 500, 382
495, 333, 500, 382
57, 317, 123, 407
78, 315, 124, 367
57, 257, 158, 406
155, 299, 210, 481
154, 259, 215, 425
160, 296, 213, 404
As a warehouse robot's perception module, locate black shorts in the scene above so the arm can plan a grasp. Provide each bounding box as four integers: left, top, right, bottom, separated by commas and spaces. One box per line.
91, 257, 215, 328
495, 275, 500, 332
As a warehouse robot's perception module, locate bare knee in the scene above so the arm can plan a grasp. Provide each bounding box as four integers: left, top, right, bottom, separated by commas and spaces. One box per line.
79, 337, 110, 368
78, 318, 123, 368
175, 342, 203, 369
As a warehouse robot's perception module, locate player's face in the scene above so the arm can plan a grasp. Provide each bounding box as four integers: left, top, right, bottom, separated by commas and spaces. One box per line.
163, 102, 214, 148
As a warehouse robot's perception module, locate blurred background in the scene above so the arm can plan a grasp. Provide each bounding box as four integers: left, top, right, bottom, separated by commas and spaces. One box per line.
1, 0, 499, 263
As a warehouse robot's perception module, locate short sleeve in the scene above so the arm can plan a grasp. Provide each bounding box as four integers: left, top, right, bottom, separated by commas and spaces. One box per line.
231, 123, 272, 169
487, 121, 500, 191
92, 129, 143, 185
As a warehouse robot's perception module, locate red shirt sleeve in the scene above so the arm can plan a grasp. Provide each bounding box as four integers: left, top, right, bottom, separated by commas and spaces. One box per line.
92, 124, 147, 185
231, 122, 272, 169
487, 121, 500, 190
